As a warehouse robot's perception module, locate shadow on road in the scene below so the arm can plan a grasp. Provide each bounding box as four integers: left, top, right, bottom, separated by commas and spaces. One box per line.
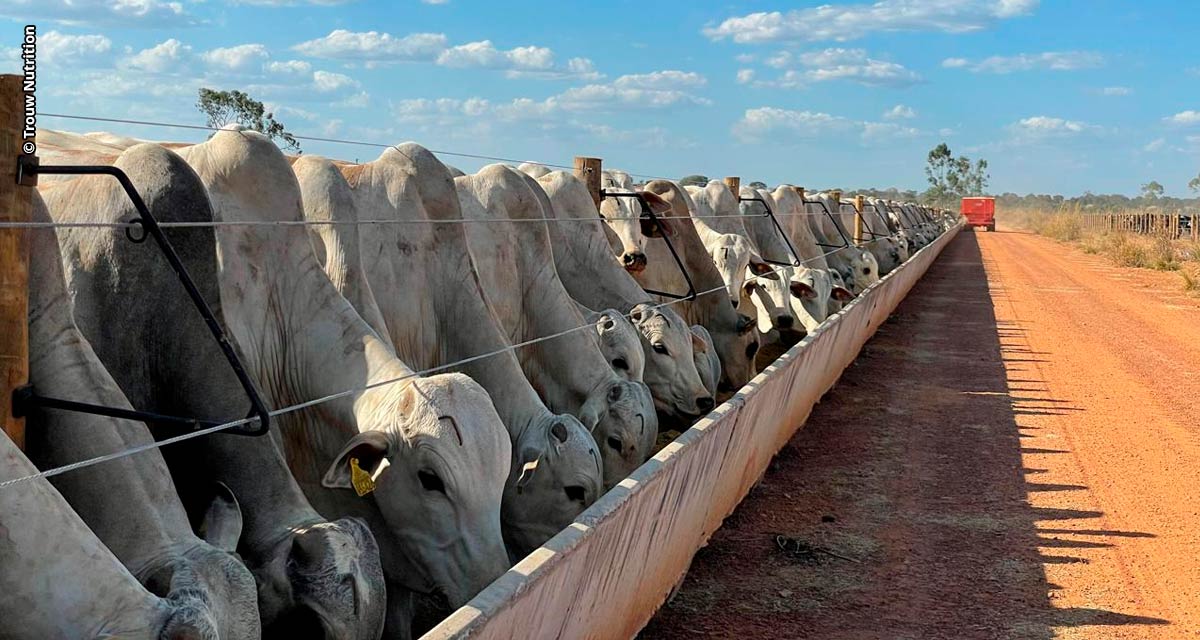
640, 231, 1166, 639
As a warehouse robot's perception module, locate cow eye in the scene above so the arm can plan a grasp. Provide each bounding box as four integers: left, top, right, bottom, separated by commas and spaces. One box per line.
652, 343, 669, 355
612, 358, 629, 371
746, 341, 759, 358
417, 470, 446, 494
606, 436, 623, 452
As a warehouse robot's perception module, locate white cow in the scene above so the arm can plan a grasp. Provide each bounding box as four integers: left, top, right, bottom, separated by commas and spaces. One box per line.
44, 141, 389, 639
181, 130, 513, 636
639, 179, 761, 399
1, 430, 217, 640
27, 192, 260, 639
331, 144, 603, 559
536, 171, 719, 415
770, 186, 853, 329
456, 164, 657, 487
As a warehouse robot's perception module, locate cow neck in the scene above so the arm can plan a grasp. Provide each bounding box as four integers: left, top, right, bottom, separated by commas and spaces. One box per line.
27, 220, 192, 572
294, 157, 394, 349
460, 171, 614, 416
540, 176, 651, 312
41, 151, 325, 551
180, 141, 413, 499
347, 156, 548, 441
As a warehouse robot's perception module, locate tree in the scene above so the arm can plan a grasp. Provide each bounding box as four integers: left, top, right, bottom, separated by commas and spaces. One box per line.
1140, 180, 1164, 199
679, 174, 709, 187
922, 143, 989, 208
196, 88, 300, 153
748, 181, 767, 189
1188, 174, 1200, 193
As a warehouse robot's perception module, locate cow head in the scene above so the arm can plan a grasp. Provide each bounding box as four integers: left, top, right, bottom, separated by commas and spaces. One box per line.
742, 263, 796, 333
580, 379, 658, 489
629, 304, 714, 419
322, 373, 511, 610
501, 412, 603, 559
600, 189, 673, 273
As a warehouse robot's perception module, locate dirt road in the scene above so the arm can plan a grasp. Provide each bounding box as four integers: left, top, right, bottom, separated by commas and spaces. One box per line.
640, 228, 1200, 639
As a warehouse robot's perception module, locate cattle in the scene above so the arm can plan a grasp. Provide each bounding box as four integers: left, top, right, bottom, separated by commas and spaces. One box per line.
26, 190, 261, 639
456, 164, 657, 488
769, 186, 854, 329
328, 143, 603, 562
684, 184, 775, 311
535, 171, 718, 417
182, 130, 516, 636
1, 429, 217, 640
638, 180, 761, 399
43, 140, 389, 639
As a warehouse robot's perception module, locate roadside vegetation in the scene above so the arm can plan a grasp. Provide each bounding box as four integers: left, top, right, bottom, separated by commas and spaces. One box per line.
1006, 207, 1200, 293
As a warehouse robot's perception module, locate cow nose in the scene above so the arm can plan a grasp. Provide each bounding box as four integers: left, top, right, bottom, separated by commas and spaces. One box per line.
775, 315, 794, 330
697, 396, 715, 413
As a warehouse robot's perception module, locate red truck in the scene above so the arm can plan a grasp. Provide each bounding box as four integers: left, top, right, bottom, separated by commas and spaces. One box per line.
961, 197, 996, 231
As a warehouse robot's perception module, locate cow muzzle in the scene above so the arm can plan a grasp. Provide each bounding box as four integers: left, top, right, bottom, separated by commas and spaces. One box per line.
622, 251, 647, 273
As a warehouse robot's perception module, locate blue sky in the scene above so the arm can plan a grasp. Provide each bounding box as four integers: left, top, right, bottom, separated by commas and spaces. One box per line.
7, 0, 1200, 196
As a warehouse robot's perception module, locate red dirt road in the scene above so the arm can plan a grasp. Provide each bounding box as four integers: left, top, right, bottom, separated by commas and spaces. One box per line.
639, 229, 1200, 639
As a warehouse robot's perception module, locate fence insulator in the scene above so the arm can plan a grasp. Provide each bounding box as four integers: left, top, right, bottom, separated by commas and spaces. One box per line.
0, 74, 31, 450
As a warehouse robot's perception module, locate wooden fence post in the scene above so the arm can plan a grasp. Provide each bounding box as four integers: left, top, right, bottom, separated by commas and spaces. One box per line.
853, 194, 865, 245
573, 156, 603, 211
1, 74, 31, 450
723, 176, 740, 196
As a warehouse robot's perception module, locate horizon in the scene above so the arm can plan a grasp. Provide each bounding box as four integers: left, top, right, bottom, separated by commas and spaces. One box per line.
8, 0, 1200, 198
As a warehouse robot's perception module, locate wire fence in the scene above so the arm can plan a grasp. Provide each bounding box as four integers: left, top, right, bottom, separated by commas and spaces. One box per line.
4, 111, 936, 490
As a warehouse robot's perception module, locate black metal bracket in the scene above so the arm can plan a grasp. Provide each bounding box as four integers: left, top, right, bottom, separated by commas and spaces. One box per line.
600, 190, 696, 301
802, 197, 853, 251
736, 195, 801, 267
13, 157, 270, 437
856, 202, 889, 239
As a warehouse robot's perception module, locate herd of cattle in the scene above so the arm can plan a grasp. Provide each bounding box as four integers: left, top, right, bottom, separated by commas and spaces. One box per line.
2, 125, 956, 640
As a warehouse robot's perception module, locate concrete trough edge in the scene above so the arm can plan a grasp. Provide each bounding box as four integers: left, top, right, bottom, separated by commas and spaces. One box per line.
423, 222, 964, 640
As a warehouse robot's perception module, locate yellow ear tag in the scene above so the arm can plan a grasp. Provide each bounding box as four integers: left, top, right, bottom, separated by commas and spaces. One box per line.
350, 458, 376, 497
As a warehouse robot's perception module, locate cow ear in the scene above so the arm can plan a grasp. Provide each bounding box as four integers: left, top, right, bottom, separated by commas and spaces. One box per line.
748, 256, 779, 279
199, 482, 243, 553
831, 286, 854, 302
514, 443, 543, 492
641, 190, 672, 215
323, 431, 391, 490
790, 281, 817, 300
691, 329, 708, 353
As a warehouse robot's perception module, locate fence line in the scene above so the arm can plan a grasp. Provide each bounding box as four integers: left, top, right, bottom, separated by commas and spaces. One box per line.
5, 106, 941, 488
1077, 210, 1199, 242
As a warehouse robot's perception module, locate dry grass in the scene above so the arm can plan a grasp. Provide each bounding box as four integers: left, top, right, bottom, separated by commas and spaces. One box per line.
1006, 207, 1200, 291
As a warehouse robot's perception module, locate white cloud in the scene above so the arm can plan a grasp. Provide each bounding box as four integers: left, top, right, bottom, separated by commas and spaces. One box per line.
437, 40, 554, 71
265, 59, 313, 76
736, 69, 755, 84
884, 104, 916, 119
293, 29, 597, 79
1143, 138, 1166, 152
293, 29, 449, 61
942, 51, 1103, 73
40, 31, 112, 65
1011, 115, 1101, 137
311, 70, 360, 93
202, 43, 269, 72
613, 70, 707, 89
129, 38, 193, 73
553, 84, 711, 110
756, 48, 921, 87
1165, 110, 1200, 126
704, 0, 1038, 44
422, 0, 449, 4
1099, 86, 1131, 96
0, 0, 195, 27
733, 106, 922, 143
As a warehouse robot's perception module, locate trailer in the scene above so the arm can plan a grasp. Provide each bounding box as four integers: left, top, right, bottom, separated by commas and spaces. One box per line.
962, 196, 996, 231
